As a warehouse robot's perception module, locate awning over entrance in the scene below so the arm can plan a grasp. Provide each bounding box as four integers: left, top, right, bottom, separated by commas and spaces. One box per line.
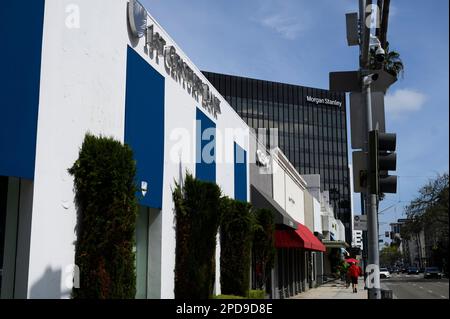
250, 185, 297, 229
275, 223, 326, 252
322, 240, 349, 249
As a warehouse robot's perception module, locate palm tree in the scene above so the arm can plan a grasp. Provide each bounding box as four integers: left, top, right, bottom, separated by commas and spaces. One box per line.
369, 41, 404, 79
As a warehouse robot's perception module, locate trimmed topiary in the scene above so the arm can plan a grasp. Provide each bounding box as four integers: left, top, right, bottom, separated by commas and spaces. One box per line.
219, 197, 253, 297
173, 173, 222, 299
69, 133, 138, 299
252, 208, 275, 290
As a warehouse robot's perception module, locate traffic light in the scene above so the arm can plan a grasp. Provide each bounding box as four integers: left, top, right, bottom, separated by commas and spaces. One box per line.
369, 130, 397, 194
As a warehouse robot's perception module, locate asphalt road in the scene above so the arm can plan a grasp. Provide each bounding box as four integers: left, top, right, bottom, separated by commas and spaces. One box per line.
381, 273, 449, 299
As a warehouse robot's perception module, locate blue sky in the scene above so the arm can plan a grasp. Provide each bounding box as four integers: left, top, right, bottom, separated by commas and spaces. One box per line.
142, 0, 449, 243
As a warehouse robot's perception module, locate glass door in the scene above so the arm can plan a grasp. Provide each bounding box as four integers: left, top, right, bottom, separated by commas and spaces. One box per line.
135, 206, 149, 299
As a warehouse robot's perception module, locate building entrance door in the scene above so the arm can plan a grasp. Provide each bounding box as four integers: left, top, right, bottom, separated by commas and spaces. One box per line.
135, 206, 162, 299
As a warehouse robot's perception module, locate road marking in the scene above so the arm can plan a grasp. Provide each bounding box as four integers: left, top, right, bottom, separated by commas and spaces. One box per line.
419, 286, 424, 289
441, 296, 447, 299
428, 290, 433, 293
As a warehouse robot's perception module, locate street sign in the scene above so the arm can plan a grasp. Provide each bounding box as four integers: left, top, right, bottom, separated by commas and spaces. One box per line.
329, 71, 360, 92
350, 91, 386, 149
346, 13, 359, 46
354, 215, 368, 231
352, 151, 366, 193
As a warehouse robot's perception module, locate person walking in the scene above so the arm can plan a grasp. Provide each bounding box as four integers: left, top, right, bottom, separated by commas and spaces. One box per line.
347, 262, 362, 293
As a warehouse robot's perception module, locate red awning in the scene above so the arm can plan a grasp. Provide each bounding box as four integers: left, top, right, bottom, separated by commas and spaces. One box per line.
275, 223, 326, 252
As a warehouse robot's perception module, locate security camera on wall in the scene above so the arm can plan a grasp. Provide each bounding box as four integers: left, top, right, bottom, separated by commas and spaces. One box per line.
363, 73, 379, 85
375, 46, 386, 62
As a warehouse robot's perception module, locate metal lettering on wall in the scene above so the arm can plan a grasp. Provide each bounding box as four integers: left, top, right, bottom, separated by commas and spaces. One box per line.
306, 95, 342, 107
128, 3, 221, 119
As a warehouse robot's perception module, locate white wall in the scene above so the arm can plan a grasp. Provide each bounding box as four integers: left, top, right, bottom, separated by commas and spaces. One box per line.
271, 150, 306, 225
313, 198, 322, 234
272, 160, 285, 209
27, 0, 249, 298
285, 172, 304, 225
336, 220, 345, 242
28, 0, 129, 298
348, 164, 355, 244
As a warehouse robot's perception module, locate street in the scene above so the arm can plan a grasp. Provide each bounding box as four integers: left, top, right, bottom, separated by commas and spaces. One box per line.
382, 273, 449, 299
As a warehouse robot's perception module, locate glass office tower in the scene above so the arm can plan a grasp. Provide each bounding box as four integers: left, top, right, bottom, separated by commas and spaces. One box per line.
203, 71, 351, 241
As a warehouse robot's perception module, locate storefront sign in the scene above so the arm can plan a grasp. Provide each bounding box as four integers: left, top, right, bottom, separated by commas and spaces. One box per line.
128, 1, 221, 119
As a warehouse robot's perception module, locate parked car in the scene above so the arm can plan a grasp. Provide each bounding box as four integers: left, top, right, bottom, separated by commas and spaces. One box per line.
408, 267, 419, 275
392, 267, 400, 274
424, 267, 442, 279
380, 268, 391, 279
419, 268, 425, 273
401, 267, 408, 274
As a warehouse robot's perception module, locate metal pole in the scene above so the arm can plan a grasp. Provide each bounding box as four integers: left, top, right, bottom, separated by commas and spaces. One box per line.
365, 81, 381, 299
359, 0, 381, 299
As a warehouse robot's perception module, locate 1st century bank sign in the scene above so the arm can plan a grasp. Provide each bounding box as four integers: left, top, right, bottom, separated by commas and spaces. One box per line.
128, 0, 221, 119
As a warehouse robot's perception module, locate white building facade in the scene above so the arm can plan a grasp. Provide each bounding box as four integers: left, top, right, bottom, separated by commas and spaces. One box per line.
0, 0, 251, 299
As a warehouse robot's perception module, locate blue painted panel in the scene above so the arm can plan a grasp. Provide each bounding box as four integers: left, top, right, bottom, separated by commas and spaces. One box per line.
195, 109, 216, 183
0, 0, 45, 179
125, 47, 165, 209
234, 142, 247, 201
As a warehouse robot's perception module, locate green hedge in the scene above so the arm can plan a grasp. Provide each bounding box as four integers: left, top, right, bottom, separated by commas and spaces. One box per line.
213, 294, 246, 299
213, 290, 265, 299
247, 289, 266, 299
173, 173, 222, 299
219, 198, 253, 297
69, 134, 137, 299
252, 208, 275, 290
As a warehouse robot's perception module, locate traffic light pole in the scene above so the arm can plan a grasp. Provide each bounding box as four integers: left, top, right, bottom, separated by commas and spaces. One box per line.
364, 79, 381, 299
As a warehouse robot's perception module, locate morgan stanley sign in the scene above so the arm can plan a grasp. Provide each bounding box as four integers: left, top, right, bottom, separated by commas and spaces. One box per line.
306, 95, 343, 107
128, 0, 221, 119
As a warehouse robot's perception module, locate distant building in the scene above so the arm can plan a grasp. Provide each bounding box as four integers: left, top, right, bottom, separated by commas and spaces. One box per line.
202, 71, 352, 242
390, 219, 428, 268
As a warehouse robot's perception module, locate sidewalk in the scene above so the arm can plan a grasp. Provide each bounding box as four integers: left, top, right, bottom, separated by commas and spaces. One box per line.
290, 278, 367, 299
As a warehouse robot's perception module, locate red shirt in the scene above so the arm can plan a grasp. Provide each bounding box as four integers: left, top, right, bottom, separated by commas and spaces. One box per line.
348, 265, 361, 278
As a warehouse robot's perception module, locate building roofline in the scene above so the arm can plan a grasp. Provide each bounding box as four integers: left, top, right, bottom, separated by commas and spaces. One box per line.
201, 70, 346, 95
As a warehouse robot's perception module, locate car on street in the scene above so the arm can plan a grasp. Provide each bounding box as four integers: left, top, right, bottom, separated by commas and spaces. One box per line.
408, 267, 419, 275
380, 268, 391, 279
424, 267, 442, 279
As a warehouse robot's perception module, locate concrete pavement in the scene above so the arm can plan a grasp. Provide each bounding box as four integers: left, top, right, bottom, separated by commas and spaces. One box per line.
290, 278, 367, 299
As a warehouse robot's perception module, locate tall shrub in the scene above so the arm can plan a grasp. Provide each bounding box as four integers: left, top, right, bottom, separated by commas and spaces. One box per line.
252, 208, 275, 290
220, 198, 253, 297
173, 173, 222, 299
69, 134, 137, 298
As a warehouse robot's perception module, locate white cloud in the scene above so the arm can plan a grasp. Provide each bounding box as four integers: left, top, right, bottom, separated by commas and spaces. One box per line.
260, 14, 306, 40
385, 89, 426, 118
388, 5, 398, 18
